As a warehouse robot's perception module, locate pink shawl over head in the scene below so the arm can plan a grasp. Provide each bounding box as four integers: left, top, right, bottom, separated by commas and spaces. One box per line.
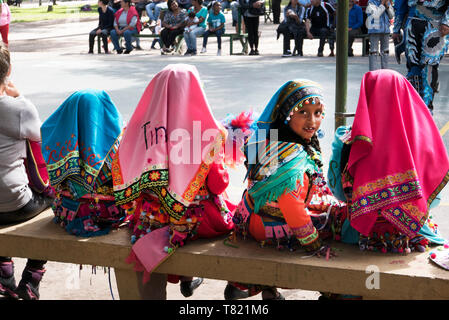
112, 64, 225, 220
348, 69, 449, 237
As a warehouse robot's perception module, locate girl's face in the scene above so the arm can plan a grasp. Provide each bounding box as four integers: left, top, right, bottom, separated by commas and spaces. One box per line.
288, 101, 324, 141
213, 2, 221, 13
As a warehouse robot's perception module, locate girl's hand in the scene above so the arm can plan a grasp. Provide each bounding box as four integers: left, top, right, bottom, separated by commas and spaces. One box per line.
5, 81, 20, 98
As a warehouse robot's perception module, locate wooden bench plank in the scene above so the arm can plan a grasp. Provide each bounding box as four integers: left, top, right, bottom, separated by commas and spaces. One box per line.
1, 208, 448, 299
154, 236, 449, 300
0, 209, 132, 270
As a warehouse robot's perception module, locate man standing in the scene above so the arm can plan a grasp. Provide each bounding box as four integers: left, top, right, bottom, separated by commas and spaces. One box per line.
306, 0, 336, 57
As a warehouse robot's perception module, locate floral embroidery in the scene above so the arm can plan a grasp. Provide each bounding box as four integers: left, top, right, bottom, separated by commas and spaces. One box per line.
150, 171, 161, 181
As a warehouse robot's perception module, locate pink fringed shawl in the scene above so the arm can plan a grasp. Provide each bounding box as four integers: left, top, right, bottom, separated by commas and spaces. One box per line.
348, 70, 449, 237
112, 64, 225, 220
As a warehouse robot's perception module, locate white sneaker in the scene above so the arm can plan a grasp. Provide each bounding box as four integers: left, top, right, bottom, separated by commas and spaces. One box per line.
200, 47, 207, 53
217, 49, 221, 56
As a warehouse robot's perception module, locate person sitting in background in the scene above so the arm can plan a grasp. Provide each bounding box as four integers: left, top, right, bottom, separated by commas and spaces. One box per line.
201, 1, 226, 56
145, 0, 168, 25
110, 0, 142, 54
305, 0, 336, 57
160, 0, 187, 54
277, 0, 307, 57
89, 0, 115, 54
348, 0, 363, 57
183, 0, 208, 56
0, 43, 53, 301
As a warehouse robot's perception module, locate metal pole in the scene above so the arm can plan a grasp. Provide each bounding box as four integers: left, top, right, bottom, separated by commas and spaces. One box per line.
335, 0, 349, 131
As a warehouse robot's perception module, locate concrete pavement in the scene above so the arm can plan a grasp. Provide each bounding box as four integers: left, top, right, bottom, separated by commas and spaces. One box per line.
4, 8, 449, 300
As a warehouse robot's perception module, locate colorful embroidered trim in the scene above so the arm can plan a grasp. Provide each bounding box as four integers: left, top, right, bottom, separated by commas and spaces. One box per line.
353, 170, 418, 198
150, 186, 188, 221
382, 202, 427, 237
351, 179, 423, 219
427, 171, 449, 208
291, 220, 316, 239
114, 168, 169, 205
264, 222, 293, 239
47, 151, 99, 192
182, 162, 210, 202
297, 228, 319, 246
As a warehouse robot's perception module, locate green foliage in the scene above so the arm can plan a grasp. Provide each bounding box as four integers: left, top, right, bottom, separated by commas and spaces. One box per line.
10, 4, 99, 23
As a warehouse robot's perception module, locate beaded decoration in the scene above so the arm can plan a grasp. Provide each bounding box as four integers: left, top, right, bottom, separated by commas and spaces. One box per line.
284, 97, 326, 124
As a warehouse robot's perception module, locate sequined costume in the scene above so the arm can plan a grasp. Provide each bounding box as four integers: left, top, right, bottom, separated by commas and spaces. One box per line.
395, 0, 449, 110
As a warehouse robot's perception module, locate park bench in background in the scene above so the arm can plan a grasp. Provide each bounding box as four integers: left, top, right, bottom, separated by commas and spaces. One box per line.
1, 208, 449, 300
97, 11, 249, 55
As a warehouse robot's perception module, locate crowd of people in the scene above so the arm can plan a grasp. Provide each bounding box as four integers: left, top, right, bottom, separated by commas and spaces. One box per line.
88, 0, 449, 111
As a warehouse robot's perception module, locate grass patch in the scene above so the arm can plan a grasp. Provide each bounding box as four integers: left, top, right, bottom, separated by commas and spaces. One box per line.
11, 4, 99, 23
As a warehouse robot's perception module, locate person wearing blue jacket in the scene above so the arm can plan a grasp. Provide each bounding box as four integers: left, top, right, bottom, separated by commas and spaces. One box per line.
348, 0, 363, 56
365, 0, 394, 70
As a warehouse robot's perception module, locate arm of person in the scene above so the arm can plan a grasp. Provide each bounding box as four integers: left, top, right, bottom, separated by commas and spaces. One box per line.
19, 96, 42, 142
113, 19, 121, 34
385, 0, 394, 20
353, 6, 364, 30
305, 18, 313, 38
121, 16, 138, 32
277, 178, 321, 249
366, 1, 386, 19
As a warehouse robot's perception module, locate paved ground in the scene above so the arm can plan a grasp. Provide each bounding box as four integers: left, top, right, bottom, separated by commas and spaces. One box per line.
3, 5, 449, 300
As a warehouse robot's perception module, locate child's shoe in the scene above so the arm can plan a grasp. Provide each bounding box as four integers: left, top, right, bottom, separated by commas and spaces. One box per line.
0, 261, 18, 299
217, 49, 221, 56
200, 47, 207, 53
15, 267, 46, 300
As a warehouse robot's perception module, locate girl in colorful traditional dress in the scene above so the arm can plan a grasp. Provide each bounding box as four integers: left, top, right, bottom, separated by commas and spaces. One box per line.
41, 89, 127, 238
327, 69, 448, 256
227, 79, 341, 300
112, 64, 236, 299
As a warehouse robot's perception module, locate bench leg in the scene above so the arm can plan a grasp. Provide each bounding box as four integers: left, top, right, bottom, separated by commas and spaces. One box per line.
240, 36, 249, 55
115, 269, 168, 300
114, 268, 142, 300
230, 35, 234, 55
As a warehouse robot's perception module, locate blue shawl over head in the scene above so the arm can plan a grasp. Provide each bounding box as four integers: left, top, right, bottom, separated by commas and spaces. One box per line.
41, 89, 123, 196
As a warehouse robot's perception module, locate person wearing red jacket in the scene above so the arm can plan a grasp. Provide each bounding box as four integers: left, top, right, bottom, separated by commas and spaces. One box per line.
110, 0, 142, 54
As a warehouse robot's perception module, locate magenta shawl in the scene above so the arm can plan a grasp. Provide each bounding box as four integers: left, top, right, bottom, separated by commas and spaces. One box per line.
348, 70, 449, 237
112, 64, 225, 220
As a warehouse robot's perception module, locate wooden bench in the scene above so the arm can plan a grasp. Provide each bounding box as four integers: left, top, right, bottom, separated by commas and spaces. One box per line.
1, 208, 449, 300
